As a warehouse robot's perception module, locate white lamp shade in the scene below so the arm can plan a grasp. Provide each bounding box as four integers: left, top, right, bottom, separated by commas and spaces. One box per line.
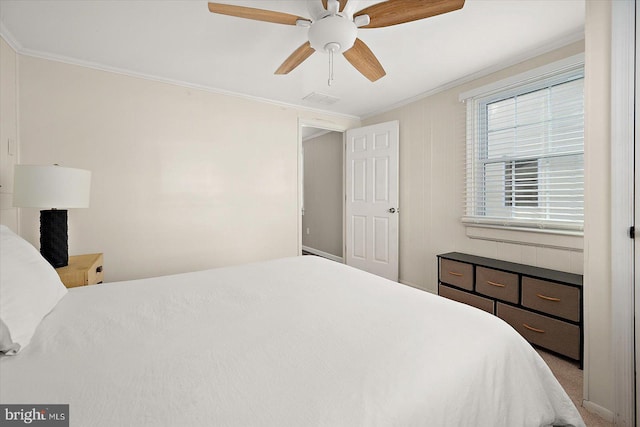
13, 165, 91, 209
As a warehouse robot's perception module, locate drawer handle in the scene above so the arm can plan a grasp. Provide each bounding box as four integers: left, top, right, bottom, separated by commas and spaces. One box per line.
448, 271, 463, 277
96, 266, 103, 273
536, 293, 560, 302
522, 323, 545, 334
486, 280, 506, 288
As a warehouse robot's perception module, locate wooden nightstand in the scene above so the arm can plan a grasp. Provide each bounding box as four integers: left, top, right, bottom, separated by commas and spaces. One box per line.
56, 253, 104, 288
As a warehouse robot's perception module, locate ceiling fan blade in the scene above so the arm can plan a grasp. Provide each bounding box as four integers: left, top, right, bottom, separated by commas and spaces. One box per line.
275, 42, 316, 75
355, 0, 465, 28
208, 3, 310, 25
343, 38, 386, 82
321, 0, 348, 12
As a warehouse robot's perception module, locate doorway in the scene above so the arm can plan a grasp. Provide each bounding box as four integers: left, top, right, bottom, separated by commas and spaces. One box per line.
300, 125, 345, 263
298, 120, 400, 281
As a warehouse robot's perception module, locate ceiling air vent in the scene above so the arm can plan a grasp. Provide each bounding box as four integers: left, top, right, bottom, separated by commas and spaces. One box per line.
302, 92, 340, 106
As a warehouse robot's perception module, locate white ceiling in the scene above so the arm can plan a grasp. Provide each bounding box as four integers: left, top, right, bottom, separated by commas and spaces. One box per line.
0, 0, 584, 118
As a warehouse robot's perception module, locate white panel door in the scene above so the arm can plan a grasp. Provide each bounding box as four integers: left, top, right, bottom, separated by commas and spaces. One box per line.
345, 121, 399, 281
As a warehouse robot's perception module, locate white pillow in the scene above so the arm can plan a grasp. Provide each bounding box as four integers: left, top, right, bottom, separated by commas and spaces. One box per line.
0, 225, 68, 354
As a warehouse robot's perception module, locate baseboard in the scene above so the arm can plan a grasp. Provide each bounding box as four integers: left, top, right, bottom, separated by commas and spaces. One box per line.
301, 246, 343, 263
582, 400, 614, 422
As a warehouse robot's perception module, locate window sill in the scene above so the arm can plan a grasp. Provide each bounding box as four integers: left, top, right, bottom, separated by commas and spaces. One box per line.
463, 223, 583, 251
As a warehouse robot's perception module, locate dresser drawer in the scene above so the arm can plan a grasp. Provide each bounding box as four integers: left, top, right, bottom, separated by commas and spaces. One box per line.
475, 267, 519, 304
497, 303, 580, 360
522, 277, 580, 322
439, 259, 473, 291
439, 284, 495, 314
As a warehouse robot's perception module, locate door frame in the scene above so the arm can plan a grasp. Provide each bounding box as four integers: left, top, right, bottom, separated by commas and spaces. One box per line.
610, 0, 636, 425
297, 118, 348, 257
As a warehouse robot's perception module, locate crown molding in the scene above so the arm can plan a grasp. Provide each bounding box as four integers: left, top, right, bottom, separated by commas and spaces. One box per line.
0, 23, 585, 123
361, 30, 585, 119
0, 23, 22, 52
0, 33, 360, 122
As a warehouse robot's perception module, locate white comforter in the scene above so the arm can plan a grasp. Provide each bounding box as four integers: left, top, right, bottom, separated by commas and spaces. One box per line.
0, 256, 584, 427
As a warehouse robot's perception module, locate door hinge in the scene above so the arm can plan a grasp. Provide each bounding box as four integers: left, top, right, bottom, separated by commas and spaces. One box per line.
630, 226, 635, 239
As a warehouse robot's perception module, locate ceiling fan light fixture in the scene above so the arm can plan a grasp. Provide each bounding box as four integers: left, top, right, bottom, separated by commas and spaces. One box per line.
308, 15, 357, 53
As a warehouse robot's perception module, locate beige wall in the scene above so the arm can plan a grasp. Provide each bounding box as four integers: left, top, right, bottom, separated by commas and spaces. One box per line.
582, 0, 613, 416
302, 131, 343, 258
0, 38, 18, 231
15, 54, 359, 281
363, 41, 586, 292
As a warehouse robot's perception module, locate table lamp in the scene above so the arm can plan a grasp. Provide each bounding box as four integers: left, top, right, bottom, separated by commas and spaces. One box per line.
13, 165, 91, 268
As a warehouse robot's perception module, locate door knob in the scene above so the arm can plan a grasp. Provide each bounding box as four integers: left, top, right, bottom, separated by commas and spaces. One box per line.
388, 208, 396, 213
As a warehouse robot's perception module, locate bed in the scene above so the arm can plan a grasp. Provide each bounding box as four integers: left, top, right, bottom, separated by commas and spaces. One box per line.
0, 225, 584, 426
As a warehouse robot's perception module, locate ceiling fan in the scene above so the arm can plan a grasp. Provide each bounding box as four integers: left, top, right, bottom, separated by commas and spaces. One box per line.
207, 0, 465, 84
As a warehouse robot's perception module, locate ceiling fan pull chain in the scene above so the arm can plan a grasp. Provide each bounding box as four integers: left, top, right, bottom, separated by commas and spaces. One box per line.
328, 48, 335, 86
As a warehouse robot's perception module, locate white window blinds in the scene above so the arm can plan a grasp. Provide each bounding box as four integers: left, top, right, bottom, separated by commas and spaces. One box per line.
462, 64, 584, 232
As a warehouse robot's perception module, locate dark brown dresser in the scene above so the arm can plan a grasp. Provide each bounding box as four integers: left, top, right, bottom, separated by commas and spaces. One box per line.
437, 252, 583, 367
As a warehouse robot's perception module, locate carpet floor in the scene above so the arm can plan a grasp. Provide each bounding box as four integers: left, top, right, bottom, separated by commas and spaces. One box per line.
536, 349, 612, 427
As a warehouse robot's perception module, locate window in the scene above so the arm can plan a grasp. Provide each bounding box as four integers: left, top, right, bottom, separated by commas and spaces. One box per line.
462, 62, 584, 232
505, 160, 538, 207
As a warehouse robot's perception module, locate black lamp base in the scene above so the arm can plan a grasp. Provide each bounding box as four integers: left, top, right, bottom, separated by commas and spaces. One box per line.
40, 210, 68, 268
